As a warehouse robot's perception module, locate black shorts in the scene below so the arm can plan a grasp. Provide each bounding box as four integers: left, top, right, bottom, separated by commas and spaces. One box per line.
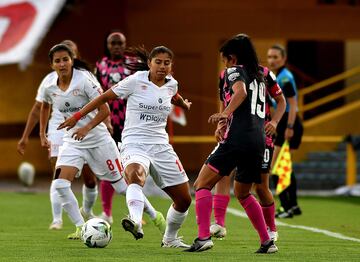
205, 143, 263, 184
261, 144, 274, 173
274, 113, 303, 149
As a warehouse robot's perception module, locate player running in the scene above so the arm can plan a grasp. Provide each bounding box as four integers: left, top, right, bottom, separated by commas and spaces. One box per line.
41, 43, 165, 240
59, 46, 192, 248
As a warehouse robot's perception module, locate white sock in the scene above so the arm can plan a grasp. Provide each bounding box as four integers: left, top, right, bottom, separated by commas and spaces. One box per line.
82, 184, 98, 214
126, 183, 144, 226
50, 180, 62, 223
53, 179, 84, 227
111, 178, 127, 195
163, 205, 188, 242
143, 195, 157, 220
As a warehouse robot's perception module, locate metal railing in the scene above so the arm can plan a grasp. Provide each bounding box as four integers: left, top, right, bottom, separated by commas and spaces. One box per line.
298, 66, 360, 119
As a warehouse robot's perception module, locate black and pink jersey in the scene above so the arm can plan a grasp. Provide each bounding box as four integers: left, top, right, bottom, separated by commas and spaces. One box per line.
219, 66, 282, 148
219, 65, 265, 152
95, 56, 137, 142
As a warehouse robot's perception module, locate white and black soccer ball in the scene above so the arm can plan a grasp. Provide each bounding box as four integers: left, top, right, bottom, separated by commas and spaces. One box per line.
81, 218, 112, 248
17, 162, 35, 186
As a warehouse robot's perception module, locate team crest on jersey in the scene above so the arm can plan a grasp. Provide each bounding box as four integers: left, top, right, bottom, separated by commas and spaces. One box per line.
72, 89, 80, 96
141, 85, 147, 90
158, 98, 163, 104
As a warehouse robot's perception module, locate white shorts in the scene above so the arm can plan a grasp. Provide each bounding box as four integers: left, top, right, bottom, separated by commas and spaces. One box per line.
48, 131, 64, 158
56, 140, 123, 182
120, 143, 188, 189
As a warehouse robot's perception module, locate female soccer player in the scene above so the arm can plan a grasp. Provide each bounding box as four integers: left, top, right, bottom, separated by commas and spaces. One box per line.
210, 66, 286, 242
41, 43, 163, 239
58, 46, 192, 248
17, 40, 98, 230
185, 34, 278, 253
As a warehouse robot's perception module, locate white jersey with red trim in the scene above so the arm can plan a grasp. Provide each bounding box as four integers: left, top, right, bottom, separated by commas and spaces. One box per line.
43, 68, 112, 148
111, 70, 178, 145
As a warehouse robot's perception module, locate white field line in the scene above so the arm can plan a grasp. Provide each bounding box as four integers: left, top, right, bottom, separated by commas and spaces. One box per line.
227, 207, 360, 243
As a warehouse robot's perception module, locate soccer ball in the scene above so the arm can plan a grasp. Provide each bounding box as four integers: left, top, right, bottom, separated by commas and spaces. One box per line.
17, 162, 35, 186
81, 218, 112, 248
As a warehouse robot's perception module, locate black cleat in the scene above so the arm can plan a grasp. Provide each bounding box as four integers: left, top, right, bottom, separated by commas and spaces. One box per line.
290, 205, 302, 215
121, 217, 144, 240
255, 240, 278, 254
275, 207, 293, 218
183, 237, 214, 252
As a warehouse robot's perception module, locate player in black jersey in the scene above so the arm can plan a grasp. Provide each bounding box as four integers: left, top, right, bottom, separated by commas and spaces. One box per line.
185, 34, 278, 253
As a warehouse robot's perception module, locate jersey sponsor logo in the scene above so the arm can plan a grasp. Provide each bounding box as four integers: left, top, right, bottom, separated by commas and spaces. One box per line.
139, 103, 171, 112
59, 106, 82, 113
158, 98, 163, 104
226, 67, 237, 74
228, 72, 240, 82
65, 102, 70, 107
139, 113, 167, 123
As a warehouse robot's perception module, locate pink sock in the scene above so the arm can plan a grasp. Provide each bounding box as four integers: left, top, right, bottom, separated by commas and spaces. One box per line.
239, 194, 269, 244
213, 194, 230, 227
262, 202, 276, 232
100, 180, 115, 216
195, 189, 213, 239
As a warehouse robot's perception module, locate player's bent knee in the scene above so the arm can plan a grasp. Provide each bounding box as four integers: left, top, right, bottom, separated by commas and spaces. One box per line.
83, 177, 97, 188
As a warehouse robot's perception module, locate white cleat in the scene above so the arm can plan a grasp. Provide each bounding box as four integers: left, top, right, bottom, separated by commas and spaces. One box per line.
268, 230, 279, 242
210, 223, 227, 238
49, 221, 63, 230
161, 237, 190, 248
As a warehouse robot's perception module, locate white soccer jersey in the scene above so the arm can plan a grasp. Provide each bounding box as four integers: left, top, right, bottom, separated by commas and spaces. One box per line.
43, 68, 113, 148
111, 70, 178, 145
36, 71, 64, 133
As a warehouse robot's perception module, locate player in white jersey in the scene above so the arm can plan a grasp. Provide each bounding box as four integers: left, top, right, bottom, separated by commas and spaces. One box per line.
59, 46, 192, 248
41, 43, 165, 240
17, 40, 98, 230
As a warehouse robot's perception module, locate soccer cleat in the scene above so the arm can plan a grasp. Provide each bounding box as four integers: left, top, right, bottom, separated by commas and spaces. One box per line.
210, 223, 227, 238
161, 237, 190, 248
275, 207, 293, 218
184, 237, 214, 252
289, 205, 302, 216
49, 221, 63, 230
268, 230, 279, 242
255, 240, 278, 254
121, 217, 144, 240
67, 226, 82, 240
98, 212, 114, 224
152, 211, 166, 235
80, 207, 95, 221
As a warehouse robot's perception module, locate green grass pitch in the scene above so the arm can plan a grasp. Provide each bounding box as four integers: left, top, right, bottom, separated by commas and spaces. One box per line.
0, 192, 359, 261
